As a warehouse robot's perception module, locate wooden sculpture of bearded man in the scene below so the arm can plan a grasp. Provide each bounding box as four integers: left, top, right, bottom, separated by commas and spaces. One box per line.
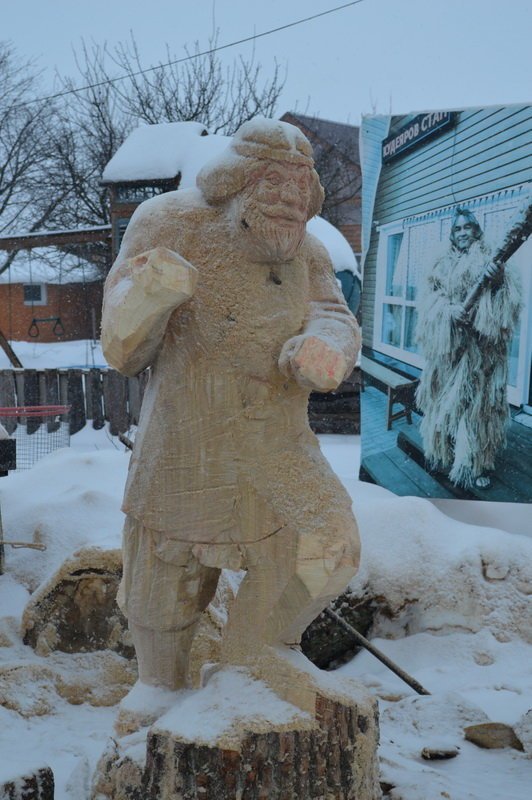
101, 118, 361, 716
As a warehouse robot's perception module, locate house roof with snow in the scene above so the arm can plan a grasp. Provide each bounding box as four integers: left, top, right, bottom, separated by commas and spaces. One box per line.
0, 251, 101, 285
101, 122, 229, 185
307, 217, 360, 278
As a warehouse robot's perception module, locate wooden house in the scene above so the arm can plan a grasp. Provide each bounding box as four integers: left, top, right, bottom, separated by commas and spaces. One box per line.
0, 251, 103, 343
361, 105, 532, 409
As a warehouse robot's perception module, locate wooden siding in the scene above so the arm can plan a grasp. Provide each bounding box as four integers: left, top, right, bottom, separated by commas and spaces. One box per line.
376, 105, 532, 223
361, 224, 379, 346
360, 115, 390, 346
0, 283, 103, 343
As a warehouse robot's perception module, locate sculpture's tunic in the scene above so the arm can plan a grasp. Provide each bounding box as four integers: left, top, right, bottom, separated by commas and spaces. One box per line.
103, 188, 359, 549
415, 239, 521, 486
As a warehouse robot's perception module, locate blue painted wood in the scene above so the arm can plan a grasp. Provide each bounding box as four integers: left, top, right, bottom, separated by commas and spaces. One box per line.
380, 106, 530, 183
361, 115, 391, 257
374, 104, 532, 223
378, 120, 532, 199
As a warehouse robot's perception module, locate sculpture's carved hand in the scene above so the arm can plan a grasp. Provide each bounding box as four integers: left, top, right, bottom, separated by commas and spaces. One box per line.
129, 247, 198, 303
102, 247, 198, 374
279, 334, 348, 391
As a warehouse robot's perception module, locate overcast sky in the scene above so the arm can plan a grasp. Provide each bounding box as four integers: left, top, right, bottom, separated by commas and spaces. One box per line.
3, 0, 532, 124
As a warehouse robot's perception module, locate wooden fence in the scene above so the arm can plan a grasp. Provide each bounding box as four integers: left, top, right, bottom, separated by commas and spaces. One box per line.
0, 368, 148, 436
0, 366, 361, 438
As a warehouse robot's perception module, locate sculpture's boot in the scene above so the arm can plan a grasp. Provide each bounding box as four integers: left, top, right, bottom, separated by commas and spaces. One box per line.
114, 622, 197, 736
221, 517, 360, 711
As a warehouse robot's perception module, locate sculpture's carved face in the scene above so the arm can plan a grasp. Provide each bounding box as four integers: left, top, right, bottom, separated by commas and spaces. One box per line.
233, 161, 312, 263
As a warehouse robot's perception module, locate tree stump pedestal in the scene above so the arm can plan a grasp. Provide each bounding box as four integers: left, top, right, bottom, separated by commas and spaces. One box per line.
92, 654, 380, 800
0, 766, 54, 800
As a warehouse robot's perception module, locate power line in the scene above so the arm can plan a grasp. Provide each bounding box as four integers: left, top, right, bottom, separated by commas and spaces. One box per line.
15, 1, 366, 109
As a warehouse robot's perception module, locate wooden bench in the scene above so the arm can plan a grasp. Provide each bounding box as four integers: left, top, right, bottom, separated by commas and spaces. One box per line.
361, 356, 419, 430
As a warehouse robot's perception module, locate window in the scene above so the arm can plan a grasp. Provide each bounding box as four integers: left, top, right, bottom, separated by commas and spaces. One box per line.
23, 283, 47, 306
381, 303, 402, 347
385, 233, 404, 296
376, 221, 440, 361
404, 307, 419, 352
115, 185, 167, 203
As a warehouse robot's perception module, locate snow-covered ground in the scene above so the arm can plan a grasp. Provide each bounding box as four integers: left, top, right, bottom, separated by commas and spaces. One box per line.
0, 339, 106, 370
0, 429, 531, 798
0, 335, 530, 794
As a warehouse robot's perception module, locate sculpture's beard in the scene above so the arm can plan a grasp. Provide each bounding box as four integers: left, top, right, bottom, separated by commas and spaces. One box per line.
233, 194, 307, 263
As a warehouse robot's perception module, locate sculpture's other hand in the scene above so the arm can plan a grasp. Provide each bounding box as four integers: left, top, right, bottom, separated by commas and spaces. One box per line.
129, 246, 198, 304
279, 334, 348, 392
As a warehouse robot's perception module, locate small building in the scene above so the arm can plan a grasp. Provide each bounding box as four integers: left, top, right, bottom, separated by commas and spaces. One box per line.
101, 122, 230, 260
0, 251, 102, 342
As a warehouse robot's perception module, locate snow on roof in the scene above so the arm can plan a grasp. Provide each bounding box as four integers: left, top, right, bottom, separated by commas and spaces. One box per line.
102, 122, 209, 183
0, 250, 101, 285
307, 216, 361, 278
177, 133, 232, 189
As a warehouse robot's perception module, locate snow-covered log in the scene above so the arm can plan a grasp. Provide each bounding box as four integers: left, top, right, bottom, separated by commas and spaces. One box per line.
0, 766, 54, 800
92, 665, 380, 800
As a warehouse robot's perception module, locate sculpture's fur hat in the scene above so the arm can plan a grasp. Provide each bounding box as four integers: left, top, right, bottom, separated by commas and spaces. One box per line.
197, 117, 324, 220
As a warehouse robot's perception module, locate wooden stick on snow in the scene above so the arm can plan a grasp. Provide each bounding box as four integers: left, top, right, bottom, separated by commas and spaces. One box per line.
324, 608, 431, 696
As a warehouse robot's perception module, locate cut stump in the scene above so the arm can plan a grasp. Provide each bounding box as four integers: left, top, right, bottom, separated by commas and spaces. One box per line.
0, 766, 54, 799
92, 665, 380, 800
22, 547, 133, 658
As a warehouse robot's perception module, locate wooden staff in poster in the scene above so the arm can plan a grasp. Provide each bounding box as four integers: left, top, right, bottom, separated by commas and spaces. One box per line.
462, 198, 532, 316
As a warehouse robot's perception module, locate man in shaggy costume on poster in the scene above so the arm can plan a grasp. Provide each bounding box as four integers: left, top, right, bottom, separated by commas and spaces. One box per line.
415, 207, 521, 489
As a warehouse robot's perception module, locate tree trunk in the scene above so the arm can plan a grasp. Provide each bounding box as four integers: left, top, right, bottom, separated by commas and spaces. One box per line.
0, 767, 54, 799
93, 683, 381, 800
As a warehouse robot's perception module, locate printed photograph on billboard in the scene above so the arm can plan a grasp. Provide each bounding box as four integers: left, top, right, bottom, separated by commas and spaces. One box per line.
359, 105, 532, 503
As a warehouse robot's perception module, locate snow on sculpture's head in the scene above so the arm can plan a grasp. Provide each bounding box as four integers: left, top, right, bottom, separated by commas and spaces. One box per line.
196, 118, 324, 262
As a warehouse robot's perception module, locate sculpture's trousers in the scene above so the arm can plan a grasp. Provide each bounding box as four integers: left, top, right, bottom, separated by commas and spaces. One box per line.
119, 511, 359, 687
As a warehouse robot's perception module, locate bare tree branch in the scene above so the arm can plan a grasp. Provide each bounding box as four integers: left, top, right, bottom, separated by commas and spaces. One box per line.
0, 42, 74, 274
0, 35, 286, 278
